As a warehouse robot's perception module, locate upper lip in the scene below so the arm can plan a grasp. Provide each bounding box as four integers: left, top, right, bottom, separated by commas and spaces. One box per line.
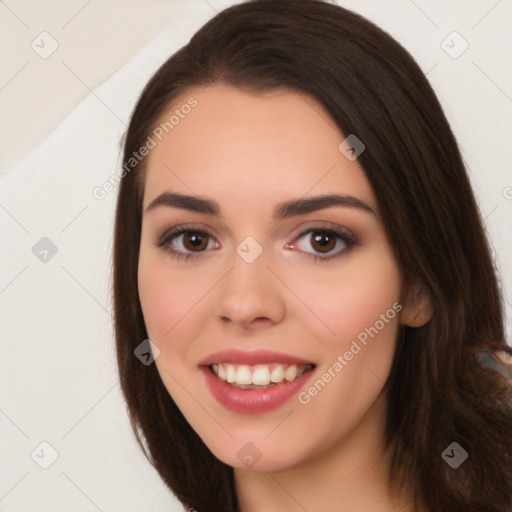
198, 349, 315, 366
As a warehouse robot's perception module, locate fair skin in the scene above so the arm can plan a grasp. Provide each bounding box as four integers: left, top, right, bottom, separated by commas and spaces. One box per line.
137, 84, 432, 511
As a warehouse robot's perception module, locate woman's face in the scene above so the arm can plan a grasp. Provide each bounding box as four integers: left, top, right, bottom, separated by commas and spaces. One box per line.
138, 84, 404, 471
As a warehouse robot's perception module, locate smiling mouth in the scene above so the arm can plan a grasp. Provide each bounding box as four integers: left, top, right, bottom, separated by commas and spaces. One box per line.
209, 362, 315, 389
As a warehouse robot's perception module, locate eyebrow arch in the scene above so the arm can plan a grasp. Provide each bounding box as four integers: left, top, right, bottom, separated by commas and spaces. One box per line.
145, 192, 375, 219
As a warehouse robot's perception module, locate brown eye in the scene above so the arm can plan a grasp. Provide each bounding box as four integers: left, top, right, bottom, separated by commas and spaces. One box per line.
158, 227, 218, 260
310, 231, 337, 253
182, 231, 209, 252
290, 226, 357, 261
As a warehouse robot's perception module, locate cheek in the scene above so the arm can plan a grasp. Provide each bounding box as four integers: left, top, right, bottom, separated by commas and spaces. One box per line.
137, 248, 207, 361
288, 253, 401, 458
301, 249, 401, 405
335, 266, 400, 346
292, 247, 402, 354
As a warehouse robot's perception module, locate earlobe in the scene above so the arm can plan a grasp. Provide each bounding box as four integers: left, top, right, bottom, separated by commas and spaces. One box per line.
400, 282, 434, 327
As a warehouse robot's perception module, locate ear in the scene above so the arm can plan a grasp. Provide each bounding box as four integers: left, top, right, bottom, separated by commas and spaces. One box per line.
400, 280, 434, 327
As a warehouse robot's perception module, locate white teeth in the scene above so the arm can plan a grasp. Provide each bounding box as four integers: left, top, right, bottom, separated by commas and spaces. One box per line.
270, 365, 285, 383
284, 364, 298, 381
236, 365, 253, 385
212, 362, 312, 386
252, 365, 271, 385
226, 364, 237, 383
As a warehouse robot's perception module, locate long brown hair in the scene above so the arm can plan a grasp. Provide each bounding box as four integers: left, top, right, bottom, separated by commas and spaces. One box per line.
113, 1, 512, 510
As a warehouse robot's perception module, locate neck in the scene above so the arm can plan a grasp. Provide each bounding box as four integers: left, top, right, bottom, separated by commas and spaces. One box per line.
234, 391, 412, 512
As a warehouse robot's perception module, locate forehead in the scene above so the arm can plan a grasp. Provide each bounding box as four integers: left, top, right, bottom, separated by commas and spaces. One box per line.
142, 84, 376, 213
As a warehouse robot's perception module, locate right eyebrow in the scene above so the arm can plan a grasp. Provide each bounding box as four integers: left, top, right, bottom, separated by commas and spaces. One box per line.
145, 192, 220, 216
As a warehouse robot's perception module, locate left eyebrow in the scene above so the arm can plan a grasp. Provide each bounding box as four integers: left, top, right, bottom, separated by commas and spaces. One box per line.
144, 192, 375, 219
273, 193, 375, 219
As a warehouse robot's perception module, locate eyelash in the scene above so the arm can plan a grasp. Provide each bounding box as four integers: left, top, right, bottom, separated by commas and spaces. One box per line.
157, 223, 357, 262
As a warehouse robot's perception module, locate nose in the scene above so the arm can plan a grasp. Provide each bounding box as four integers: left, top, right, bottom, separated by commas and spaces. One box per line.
214, 249, 286, 330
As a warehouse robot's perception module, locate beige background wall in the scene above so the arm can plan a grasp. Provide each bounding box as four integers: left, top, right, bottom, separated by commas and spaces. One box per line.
0, 0, 233, 174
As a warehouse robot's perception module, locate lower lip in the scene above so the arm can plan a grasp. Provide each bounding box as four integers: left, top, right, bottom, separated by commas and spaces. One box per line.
201, 366, 315, 414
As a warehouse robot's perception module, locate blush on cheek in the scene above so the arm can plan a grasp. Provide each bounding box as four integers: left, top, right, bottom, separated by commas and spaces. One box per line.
316, 283, 400, 352
138, 261, 211, 370
139, 259, 184, 332
344, 267, 401, 339
138, 275, 177, 352
292, 245, 401, 347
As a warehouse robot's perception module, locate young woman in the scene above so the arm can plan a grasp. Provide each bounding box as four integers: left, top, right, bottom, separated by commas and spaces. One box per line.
112, 1, 512, 510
